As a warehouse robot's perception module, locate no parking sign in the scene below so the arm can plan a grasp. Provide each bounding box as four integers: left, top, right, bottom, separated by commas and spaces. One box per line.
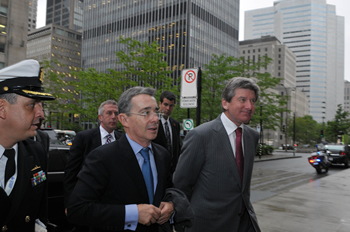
180, 68, 198, 108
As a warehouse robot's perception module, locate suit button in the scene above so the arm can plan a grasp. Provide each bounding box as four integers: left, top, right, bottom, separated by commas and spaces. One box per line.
2, 225, 7, 231
25, 216, 30, 223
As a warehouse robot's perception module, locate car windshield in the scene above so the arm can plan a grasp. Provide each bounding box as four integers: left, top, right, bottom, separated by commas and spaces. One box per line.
325, 145, 343, 151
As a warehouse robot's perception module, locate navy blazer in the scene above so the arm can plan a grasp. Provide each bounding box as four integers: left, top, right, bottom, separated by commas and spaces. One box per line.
64, 127, 122, 206
1, 140, 48, 231
67, 134, 172, 232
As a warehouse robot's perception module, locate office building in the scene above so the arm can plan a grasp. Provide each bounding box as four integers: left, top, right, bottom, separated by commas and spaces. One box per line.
240, 35, 309, 147
46, 0, 84, 31
27, 24, 82, 128
244, 0, 344, 123
345, 81, 350, 115
82, 0, 239, 80
0, 0, 30, 68
28, 0, 37, 31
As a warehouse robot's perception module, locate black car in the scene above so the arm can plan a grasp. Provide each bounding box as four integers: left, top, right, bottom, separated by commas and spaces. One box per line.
40, 129, 72, 230
323, 144, 350, 168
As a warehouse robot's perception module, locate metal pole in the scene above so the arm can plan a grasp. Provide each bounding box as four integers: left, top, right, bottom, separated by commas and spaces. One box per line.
293, 112, 296, 157
259, 104, 262, 159
281, 84, 288, 152
196, 67, 201, 127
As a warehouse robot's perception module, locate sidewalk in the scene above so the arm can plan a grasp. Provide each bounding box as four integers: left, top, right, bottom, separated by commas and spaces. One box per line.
254, 150, 302, 162
252, 162, 350, 231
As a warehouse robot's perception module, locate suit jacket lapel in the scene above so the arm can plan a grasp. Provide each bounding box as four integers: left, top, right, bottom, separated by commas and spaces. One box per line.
92, 128, 102, 148
214, 116, 243, 188
119, 136, 149, 203
152, 144, 166, 205
7, 142, 33, 220
242, 128, 254, 190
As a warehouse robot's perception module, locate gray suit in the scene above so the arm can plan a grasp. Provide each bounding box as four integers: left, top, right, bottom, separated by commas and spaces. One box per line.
173, 116, 261, 232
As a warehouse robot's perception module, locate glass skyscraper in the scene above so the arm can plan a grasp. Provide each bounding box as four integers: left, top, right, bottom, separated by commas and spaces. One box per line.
46, 0, 84, 31
82, 0, 239, 81
244, 0, 344, 122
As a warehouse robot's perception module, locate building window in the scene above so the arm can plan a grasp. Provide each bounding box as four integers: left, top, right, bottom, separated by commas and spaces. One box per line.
0, 6, 7, 16
279, 48, 281, 52
248, 50, 250, 53
253, 49, 255, 53
243, 50, 245, 54
265, 48, 267, 51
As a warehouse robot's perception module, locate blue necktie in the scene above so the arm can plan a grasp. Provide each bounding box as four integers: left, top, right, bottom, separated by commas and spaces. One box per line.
140, 147, 154, 204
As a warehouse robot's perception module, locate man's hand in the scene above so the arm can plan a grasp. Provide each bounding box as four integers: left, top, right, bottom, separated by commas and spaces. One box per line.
137, 204, 161, 226
157, 202, 174, 225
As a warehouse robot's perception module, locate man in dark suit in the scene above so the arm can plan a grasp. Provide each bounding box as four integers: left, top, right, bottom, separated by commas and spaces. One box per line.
153, 91, 181, 174
0, 59, 55, 231
174, 77, 261, 232
64, 100, 122, 227
67, 87, 174, 232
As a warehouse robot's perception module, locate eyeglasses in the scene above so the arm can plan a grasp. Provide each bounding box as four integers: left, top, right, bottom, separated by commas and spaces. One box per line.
130, 110, 164, 119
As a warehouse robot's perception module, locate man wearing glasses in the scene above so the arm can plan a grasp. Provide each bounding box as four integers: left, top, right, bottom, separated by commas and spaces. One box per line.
153, 91, 182, 174
67, 87, 174, 232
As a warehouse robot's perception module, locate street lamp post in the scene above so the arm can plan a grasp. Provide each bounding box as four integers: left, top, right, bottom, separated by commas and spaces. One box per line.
281, 84, 288, 152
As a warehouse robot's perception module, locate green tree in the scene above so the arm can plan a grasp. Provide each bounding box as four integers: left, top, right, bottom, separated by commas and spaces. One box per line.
287, 115, 321, 145
42, 38, 178, 128
325, 104, 350, 142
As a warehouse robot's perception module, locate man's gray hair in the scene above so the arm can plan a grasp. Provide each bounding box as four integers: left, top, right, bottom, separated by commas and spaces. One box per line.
98, 100, 118, 115
222, 77, 260, 112
118, 87, 156, 115
0, 93, 18, 105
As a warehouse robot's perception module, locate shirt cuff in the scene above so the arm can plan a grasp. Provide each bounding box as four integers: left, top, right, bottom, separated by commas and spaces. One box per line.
124, 204, 139, 230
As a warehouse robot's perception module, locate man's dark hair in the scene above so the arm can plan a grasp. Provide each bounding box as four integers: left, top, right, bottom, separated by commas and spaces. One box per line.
160, 91, 176, 104
222, 77, 260, 112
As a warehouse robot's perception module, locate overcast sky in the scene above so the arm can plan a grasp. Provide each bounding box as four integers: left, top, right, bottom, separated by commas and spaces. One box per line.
36, 0, 349, 81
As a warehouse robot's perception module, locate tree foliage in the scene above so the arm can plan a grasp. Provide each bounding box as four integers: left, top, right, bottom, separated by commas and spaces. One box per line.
287, 115, 321, 145
200, 54, 287, 130
42, 38, 176, 129
325, 104, 350, 143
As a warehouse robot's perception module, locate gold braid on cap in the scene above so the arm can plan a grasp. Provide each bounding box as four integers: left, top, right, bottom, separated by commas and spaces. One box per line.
22, 90, 53, 96
39, 68, 44, 83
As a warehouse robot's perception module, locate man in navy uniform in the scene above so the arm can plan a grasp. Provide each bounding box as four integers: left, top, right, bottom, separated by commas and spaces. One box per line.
0, 59, 55, 231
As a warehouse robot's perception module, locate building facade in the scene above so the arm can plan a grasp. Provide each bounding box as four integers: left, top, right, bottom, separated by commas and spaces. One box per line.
0, 0, 30, 68
345, 80, 350, 115
244, 0, 344, 123
239, 35, 309, 147
27, 24, 82, 128
28, 0, 37, 31
46, 0, 84, 31
81, 0, 239, 81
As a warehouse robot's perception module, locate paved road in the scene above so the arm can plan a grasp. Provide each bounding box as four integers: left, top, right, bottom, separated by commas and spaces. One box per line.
251, 152, 345, 203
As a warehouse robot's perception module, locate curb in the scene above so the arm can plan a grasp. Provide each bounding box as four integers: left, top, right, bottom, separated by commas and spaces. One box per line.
254, 155, 302, 162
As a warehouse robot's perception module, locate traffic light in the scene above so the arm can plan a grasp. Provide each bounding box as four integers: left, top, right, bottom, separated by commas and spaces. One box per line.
320, 129, 324, 137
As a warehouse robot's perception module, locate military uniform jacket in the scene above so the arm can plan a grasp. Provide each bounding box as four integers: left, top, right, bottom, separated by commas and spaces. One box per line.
0, 140, 48, 232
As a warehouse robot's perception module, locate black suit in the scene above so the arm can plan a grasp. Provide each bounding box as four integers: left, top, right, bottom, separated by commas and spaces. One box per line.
0, 140, 48, 231
67, 134, 172, 232
64, 127, 122, 207
153, 117, 181, 173
35, 130, 50, 154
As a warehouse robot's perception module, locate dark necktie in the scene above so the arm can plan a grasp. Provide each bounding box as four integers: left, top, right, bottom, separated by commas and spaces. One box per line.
164, 121, 172, 154
4, 149, 15, 185
140, 147, 154, 204
105, 134, 112, 144
235, 128, 244, 182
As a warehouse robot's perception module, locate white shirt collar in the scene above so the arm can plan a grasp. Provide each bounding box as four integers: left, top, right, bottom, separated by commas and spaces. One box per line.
99, 125, 115, 140
160, 117, 170, 125
220, 113, 244, 136
0, 143, 18, 159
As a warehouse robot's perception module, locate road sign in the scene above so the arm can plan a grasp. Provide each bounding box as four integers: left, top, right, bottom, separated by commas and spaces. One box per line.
183, 119, 194, 131
180, 68, 198, 108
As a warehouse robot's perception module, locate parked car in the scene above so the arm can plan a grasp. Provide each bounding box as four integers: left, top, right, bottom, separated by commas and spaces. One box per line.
41, 128, 76, 146
40, 129, 72, 229
282, 144, 294, 150
323, 144, 350, 168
